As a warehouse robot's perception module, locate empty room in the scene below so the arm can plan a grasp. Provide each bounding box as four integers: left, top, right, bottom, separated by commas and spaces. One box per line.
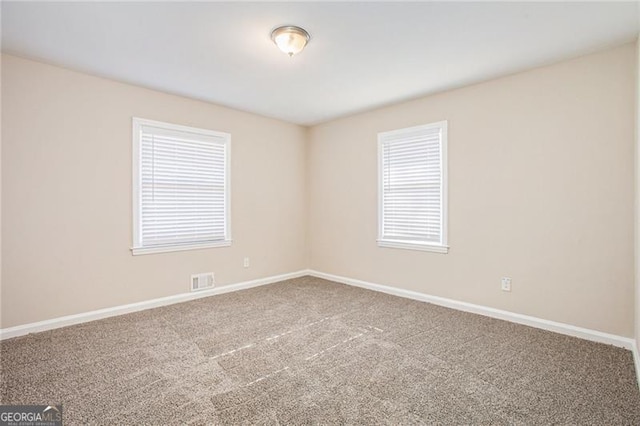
2, 1, 640, 424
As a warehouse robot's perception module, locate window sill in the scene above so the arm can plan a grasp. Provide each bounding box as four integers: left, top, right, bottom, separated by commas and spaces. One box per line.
377, 239, 449, 254
131, 240, 232, 255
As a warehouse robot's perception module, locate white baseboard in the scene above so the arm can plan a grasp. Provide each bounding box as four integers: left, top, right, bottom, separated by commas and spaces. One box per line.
3, 268, 637, 357
0, 270, 308, 340
633, 342, 640, 387
307, 270, 636, 350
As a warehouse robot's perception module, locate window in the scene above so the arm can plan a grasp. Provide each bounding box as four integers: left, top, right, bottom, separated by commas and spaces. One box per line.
378, 121, 448, 253
132, 118, 230, 255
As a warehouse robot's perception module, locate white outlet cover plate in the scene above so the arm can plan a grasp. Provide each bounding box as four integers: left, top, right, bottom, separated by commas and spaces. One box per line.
501, 277, 511, 292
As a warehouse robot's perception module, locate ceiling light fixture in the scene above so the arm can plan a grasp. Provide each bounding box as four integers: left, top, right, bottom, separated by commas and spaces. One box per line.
271, 25, 310, 57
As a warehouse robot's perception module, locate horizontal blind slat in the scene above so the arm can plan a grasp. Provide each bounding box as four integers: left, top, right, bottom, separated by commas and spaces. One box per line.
138, 121, 229, 248
380, 124, 444, 245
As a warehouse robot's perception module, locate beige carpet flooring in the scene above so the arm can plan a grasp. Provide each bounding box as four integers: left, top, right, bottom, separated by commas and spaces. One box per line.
1, 276, 640, 424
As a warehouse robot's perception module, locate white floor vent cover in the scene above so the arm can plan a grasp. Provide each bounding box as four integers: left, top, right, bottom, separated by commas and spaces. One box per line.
191, 273, 215, 291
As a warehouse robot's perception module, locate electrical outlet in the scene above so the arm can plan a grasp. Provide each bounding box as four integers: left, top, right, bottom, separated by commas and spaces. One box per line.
501, 277, 512, 292
243, 257, 250, 268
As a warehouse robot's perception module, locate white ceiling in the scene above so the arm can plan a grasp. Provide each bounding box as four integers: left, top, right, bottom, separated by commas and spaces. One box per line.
2, 2, 638, 126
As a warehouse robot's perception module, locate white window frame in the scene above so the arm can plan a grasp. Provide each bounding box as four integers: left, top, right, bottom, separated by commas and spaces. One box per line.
377, 121, 448, 254
131, 117, 231, 255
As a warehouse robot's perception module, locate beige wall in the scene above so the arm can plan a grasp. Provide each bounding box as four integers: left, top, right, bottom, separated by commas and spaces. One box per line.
634, 36, 640, 354
309, 44, 636, 337
1, 54, 308, 328
0, 51, 3, 328
2, 44, 637, 337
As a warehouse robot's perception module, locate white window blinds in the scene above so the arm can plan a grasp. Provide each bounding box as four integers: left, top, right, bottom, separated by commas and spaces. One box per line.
378, 121, 448, 253
132, 118, 230, 255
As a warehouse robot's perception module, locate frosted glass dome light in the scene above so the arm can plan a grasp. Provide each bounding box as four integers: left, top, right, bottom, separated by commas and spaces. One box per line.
271, 26, 310, 57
